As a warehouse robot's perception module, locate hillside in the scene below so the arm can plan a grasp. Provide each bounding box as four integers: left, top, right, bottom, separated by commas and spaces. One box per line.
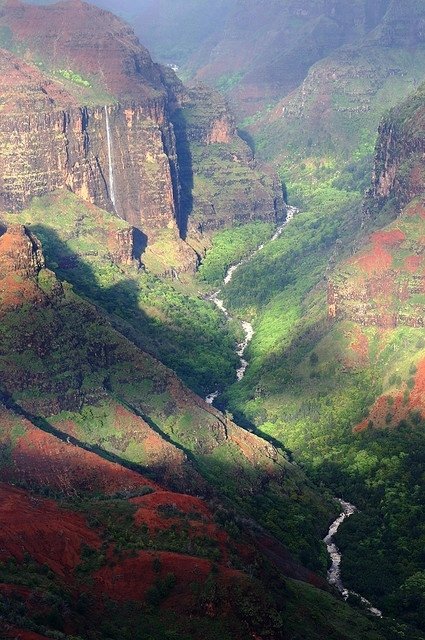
0, 215, 392, 640
209, 79, 425, 635
1, 1, 425, 638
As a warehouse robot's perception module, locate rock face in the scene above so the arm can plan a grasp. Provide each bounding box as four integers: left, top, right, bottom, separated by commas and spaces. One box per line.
0, 224, 44, 278
328, 81, 425, 327
174, 85, 285, 236
0, 47, 179, 241
0, 1, 283, 274
366, 83, 425, 217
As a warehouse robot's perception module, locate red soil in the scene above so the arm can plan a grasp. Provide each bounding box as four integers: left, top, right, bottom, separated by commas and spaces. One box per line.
0, 483, 100, 575
404, 255, 423, 272
349, 328, 369, 365
404, 201, 425, 219
355, 245, 393, 273
354, 357, 425, 432
95, 550, 212, 602
51, 401, 186, 482
3, 630, 51, 640
408, 358, 425, 412
0, 273, 42, 309
370, 229, 406, 246
132, 490, 210, 529
354, 393, 404, 432
131, 491, 230, 561
0, 407, 158, 496
95, 550, 241, 608
351, 228, 405, 274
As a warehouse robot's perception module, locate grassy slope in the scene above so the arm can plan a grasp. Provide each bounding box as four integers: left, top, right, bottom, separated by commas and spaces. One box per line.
1, 191, 240, 397
0, 197, 336, 571
210, 159, 425, 633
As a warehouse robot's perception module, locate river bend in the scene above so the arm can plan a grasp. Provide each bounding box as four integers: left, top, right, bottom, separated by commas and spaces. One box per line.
206, 206, 297, 403
324, 499, 382, 617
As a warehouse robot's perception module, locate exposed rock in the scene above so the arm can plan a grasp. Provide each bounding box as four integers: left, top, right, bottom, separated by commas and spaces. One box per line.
107, 227, 134, 265
365, 83, 425, 218
0, 2, 283, 276
0, 224, 44, 278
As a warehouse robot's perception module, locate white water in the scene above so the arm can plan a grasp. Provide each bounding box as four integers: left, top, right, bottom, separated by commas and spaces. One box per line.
205, 206, 297, 404
104, 106, 117, 209
324, 499, 382, 617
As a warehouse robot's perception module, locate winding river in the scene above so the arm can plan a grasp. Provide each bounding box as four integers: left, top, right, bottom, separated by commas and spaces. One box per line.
324, 499, 382, 617
205, 208, 382, 617
205, 206, 297, 404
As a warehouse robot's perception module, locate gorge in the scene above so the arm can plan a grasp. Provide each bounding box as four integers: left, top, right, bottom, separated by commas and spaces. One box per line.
1, 1, 425, 639
206, 206, 297, 403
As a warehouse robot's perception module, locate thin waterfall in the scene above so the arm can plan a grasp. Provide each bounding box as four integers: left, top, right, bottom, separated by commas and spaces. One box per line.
104, 105, 116, 208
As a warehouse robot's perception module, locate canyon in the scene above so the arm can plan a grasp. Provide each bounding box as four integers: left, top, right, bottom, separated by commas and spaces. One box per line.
1, 1, 425, 639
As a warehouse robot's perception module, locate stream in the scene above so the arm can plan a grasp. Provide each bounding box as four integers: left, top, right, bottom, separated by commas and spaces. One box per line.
205, 205, 297, 404
324, 499, 383, 617
205, 209, 382, 617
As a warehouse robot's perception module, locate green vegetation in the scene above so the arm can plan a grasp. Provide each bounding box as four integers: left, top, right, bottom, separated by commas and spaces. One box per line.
210, 149, 425, 633
1, 191, 240, 397
56, 69, 91, 87
198, 221, 274, 286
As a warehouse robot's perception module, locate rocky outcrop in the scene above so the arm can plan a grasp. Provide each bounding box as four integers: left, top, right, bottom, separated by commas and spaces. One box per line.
107, 227, 134, 265
365, 83, 425, 218
0, 224, 44, 278
172, 85, 285, 236
178, 86, 235, 145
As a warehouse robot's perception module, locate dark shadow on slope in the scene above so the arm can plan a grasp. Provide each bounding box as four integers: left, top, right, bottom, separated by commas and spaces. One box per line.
27, 224, 238, 397
170, 108, 193, 239
0, 390, 159, 480
132, 227, 148, 263
237, 128, 256, 157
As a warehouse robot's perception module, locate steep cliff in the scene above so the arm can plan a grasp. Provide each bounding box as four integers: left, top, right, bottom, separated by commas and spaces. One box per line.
0, 40, 186, 267
173, 85, 285, 237
0, 0, 283, 275
366, 82, 425, 216
329, 81, 425, 327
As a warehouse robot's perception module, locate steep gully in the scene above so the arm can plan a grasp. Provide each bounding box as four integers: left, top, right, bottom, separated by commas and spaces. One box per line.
205, 205, 297, 403
204, 211, 382, 617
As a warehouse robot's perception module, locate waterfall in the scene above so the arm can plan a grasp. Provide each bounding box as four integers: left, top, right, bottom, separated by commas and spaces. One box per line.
104, 105, 116, 208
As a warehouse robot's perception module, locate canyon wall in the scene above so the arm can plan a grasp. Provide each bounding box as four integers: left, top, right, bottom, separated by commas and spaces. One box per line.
0, 1, 284, 275
365, 83, 425, 216
330, 82, 425, 328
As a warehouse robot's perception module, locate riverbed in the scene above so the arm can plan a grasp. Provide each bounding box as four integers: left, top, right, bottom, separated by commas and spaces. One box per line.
206, 206, 297, 403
